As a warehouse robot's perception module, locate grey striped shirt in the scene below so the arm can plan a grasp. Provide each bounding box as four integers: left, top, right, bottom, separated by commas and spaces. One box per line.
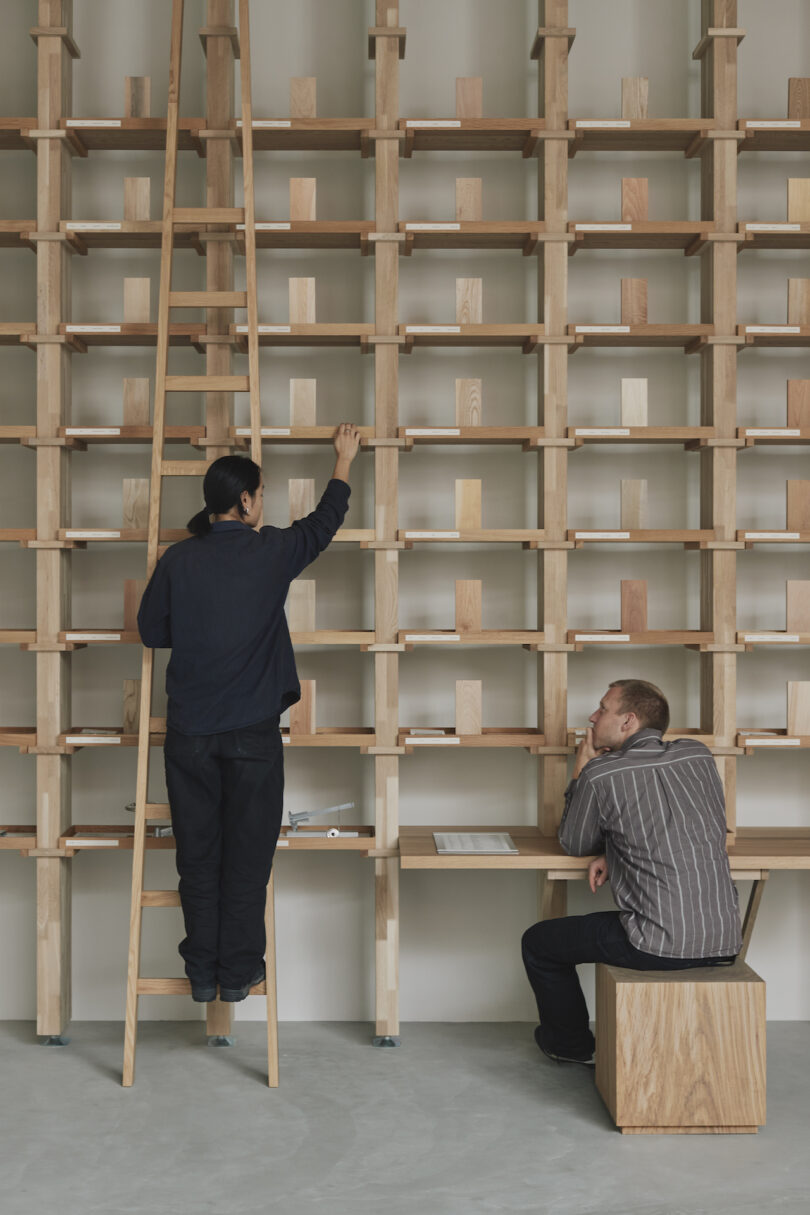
558, 729, 742, 959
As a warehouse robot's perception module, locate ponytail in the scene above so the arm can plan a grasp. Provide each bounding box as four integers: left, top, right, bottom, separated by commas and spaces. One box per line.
187, 508, 212, 536
186, 455, 261, 537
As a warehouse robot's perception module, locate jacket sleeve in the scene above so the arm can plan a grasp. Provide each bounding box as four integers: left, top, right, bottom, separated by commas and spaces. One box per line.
137, 556, 172, 648
273, 478, 352, 581
558, 771, 605, 856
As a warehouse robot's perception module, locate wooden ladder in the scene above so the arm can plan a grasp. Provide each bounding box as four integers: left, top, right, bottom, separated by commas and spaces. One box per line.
122, 0, 278, 1088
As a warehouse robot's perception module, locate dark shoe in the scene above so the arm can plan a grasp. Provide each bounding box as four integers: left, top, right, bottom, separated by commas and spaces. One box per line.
190, 981, 218, 1004
219, 963, 265, 1003
534, 1025, 595, 1068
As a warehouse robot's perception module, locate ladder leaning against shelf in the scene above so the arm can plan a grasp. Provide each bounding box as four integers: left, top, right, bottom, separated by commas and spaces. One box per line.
122, 0, 278, 1088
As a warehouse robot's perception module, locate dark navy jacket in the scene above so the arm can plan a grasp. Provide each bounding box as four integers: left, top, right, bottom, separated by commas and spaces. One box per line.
137, 479, 351, 735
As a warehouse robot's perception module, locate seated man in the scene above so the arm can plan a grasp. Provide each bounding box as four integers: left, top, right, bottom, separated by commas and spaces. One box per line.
522, 679, 741, 1066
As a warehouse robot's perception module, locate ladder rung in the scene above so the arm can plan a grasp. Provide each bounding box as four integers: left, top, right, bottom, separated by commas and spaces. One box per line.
141, 890, 181, 907
145, 802, 171, 820
161, 460, 211, 477
137, 978, 267, 996
165, 376, 250, 392
169, 291, 247, 308
173, 207, 244, 224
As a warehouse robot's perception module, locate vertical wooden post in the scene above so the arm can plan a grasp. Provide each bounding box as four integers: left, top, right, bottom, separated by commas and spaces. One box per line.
202, 1, 236, 1037
699, 0, 739, 838
371, 0, 401, 1044
35, 0, 74, 1039
203, 0, 236, 458
538, 0, 570, 920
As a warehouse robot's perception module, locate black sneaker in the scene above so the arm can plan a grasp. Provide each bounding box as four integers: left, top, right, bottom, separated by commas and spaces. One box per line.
219, 963, 266, 1003
534, 1026, 595, 1068
190, 982, 218, 1004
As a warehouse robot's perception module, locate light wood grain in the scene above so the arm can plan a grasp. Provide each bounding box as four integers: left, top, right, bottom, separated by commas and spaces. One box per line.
455, 580, 482, 632
123, 679, 141, 735
288, 580, 316, 632
620, 479, 648, 529
596, 962, 766, 1133
455, 680, 482, 735
122, 479, 150, 530
289, 478, 315, 522
290, 76, 316, 118
124, 278, 151, 324
456, 277, 482, 325
787, 178, 810, 223
455, 378, 482, 426
621, 277, 648, 325
788, 77, 810, 119
456, 76, 482, 119
124, 178, 151, 222
621, 177, 649, 222
290, 680, 316, 735
786, 581, 810, 632
289, 277, 315, 323
125, 76, 151, 118
290, 177, 316, 221
123, 379, 151, 426
787, 681, 810, 735
455, 479, 482, 530
290, 378, 317, 426
621, 378, 648, 426
787, 278, 810, 326
621, 580, 648, 632
455, 178, 482, 221
786, 480, 810, 531
787, 380, 810, 428
621, 76, 649, 120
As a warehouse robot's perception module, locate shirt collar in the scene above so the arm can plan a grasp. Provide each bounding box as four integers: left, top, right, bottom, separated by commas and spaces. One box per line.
618, 727, 663, 754
210, 520, 251, 532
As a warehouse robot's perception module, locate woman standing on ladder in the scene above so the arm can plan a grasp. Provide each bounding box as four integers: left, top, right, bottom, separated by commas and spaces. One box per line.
137, 423, 361, 1002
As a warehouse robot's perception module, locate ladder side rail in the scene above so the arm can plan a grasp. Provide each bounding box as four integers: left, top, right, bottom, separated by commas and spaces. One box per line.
123, 0, 185, 1089
238, 0, 262, 468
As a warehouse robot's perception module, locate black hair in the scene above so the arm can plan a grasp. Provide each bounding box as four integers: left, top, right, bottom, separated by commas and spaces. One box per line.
187, 455, 262, 536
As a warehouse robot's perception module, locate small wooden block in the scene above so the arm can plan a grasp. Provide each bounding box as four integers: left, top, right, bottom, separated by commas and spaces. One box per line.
788, 78, 810, 120
289, 478, 316, 522
123, 479, 149, 530
456, 278, 482, 325
787, 279, 810, 326
124, 579, 147, 631
290, 680, 316, 735
124, 177, 150, 222
289, 277, 315, 324
290, 178, 316, 222
621, 479, 648, 530
455, 178, 482, 222
621, 378, 648, 426
787, 380, 810, 428
456, 77, 483, 119
787, 179, 810, 224
786, 581, 810, 633
787, 681, 810, 735
620, 580, 648, 632
124, 278, 150, 324
455, 679, 482, 735
786, 480, 810, 531
455, 479, 482, 531
455, 378, 482, 427
621, 178, 649, 222
621, 77, 649, 120
288, 580, 316, 632
290, 77, 316, 119
455, 580, 482, 632
595, 962, 766, 1134
123, 378, 150, 426
621, 278, 648, 326
123, 679, 141, 735
290, 379, 316, 427
125, 76, 151, 119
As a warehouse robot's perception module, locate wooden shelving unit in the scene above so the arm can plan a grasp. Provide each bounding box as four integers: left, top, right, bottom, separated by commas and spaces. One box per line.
0, 1, 808, 1046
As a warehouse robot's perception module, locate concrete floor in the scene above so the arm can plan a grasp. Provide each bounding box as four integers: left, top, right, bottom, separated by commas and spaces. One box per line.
1, 1021, 808, 1215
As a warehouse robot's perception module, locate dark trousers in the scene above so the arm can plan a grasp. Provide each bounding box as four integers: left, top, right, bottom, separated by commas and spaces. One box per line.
164, 717, 284, 989
521, 911, 736, 1058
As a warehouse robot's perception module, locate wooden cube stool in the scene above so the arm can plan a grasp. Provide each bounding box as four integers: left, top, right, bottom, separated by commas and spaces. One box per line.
595, 961, 766, 1134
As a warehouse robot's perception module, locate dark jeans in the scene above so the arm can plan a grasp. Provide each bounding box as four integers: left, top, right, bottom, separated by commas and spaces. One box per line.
521, 911, 736, 1058
164, 716, 284, 989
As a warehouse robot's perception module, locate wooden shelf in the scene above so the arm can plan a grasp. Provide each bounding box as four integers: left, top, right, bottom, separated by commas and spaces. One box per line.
569, 221, 712, 253
0, 529, 36, 544
398, 630, 546, 648
61, 117, 205, 152
54, 528, 188, 544
0, 221, 35, 250
0, 825, 36, 851
0, 118, 35, 150
399, 728, 545, 752
0, 323, 36, 345
53, 823, 376, 854
399, 529, 551, 546
569, 324, 713, 349
290, 631, 375, 646
568, 119, 720, 155
399, 324, 544, 351
568, 630, 714, 649
59, 323, 205, 348
0, 426, 36, 444
399, 427, 548, 448
0, 630, 36, 645
57, 425, 205, 446
240, 118, 375, 153
739, 324, 810, 347
738, 222, 810, 251
738, 427, 810, 446
738, 530, 810, 546
231, 425, 375, 446
232, 323, 374, 347
738, 632, 810, 650
0, 727, 37, 751
569, 529, 715, 546
398, 221, 547, 254
738, 731, 810, 754
60, 220, 201, 252
282, 727, 376, 749
569, 426, 714, 447
399, 119, 550, 157
738, 119, 810, 152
